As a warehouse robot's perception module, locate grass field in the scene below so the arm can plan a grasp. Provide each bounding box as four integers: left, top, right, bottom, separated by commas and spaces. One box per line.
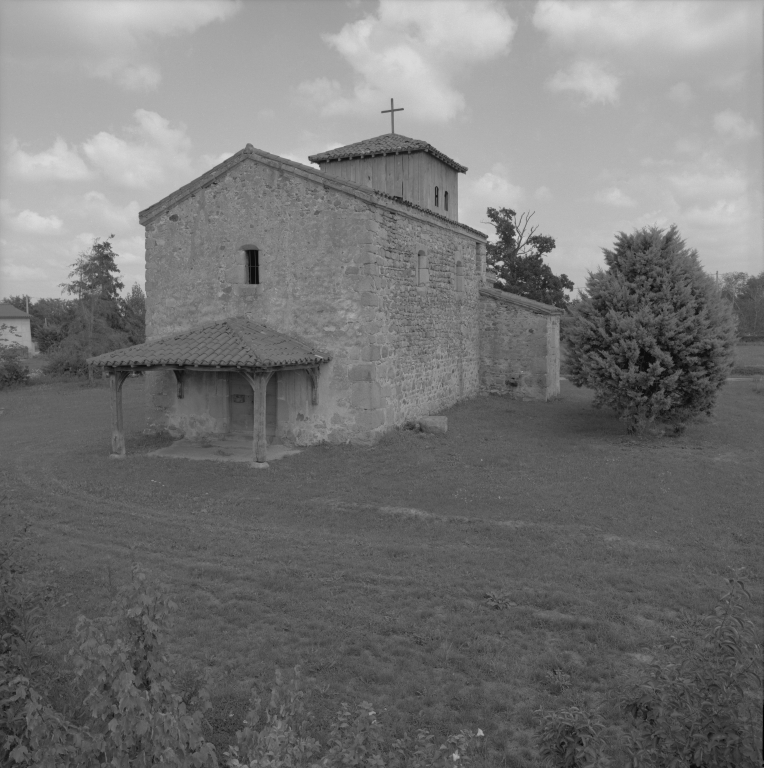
1, 374, 762, 765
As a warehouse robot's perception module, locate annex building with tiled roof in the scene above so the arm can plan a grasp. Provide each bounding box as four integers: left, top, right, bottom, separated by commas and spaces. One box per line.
90, 130, 561, 465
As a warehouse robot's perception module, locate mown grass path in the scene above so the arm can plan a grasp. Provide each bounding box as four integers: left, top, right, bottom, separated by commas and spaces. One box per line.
1, 378, 762, 765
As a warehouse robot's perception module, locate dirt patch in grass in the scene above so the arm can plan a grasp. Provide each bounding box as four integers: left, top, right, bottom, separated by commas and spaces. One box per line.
1, 377, 762, 765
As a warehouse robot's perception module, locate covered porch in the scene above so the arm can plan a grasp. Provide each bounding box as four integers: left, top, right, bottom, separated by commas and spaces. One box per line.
89, 317, 329, 468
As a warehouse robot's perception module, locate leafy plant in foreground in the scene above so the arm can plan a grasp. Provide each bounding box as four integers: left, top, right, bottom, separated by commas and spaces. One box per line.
70, 564, 218, 766
535, 705, 608, 767
224, 666, 486, 768
620, 575, 763, 767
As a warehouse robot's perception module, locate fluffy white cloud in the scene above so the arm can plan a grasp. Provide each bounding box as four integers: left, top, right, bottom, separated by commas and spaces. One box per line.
199, 151, 236, 169
0, 262, 49, 281
533, 0, 753, 55
667, 82, 693, 104
82, 110, 193, 188
92, 59, 162, 91
459, 164, 524, 231
6, 137, 92, 182
548, 60, 619, 105
12, 210, 64, 234
713, 110, 759, 141
56, 0, 241, 46
298, 0, 516, 122
15, 0, 241, 91
76, 192, 142, 230
665, 158, 748, 203
594, 186, 636, 207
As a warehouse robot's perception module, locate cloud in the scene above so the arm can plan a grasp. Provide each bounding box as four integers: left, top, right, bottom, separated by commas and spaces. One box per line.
665, 158, 748, 203
0, 262, 49, 281
459, 164, 524, 231
594, 186, 636, 207
713, 110, 758, 141
533, 1, 752, 56
297, 0, 516, 122
6, 137, 92, 181
534, 186, 552, 201
92, 60, 162, 91
666, 82, 693, 104
82, 109, 193, 188
548, 60, 619, 105
76, 192, 142, 230
15, 0, 241, 92
199, 151, 236, 169
12, 210, 64, 234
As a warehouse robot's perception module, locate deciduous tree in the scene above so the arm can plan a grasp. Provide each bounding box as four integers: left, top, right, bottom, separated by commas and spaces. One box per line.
484, 207, 573, 309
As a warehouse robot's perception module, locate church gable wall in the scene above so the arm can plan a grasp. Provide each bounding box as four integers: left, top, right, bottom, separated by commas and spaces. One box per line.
143, 156, 384, 445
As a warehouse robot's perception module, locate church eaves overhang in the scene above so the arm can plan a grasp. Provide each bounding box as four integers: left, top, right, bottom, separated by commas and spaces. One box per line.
138, 144, 487, 239
307, 133, 468, 174
479, 287, 564, 316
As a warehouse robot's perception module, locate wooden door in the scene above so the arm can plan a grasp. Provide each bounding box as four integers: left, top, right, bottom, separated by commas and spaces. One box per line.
229, 373, 278, 442
230, 374, 254, 433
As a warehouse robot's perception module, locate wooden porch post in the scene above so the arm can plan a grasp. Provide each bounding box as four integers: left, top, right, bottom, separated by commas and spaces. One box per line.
242, 370, 274, 468
109, 370, 129, 459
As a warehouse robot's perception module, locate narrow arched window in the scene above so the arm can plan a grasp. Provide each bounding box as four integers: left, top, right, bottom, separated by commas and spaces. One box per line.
246, 249, 260, 284
434, 186, 439, 207
417, 250, 429, 286
456, 260, 464, 292
475, 243, 481, 272
444, 191, 449, 212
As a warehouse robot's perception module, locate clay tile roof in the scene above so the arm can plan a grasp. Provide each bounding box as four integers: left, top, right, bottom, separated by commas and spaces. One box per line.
88, 317, 330, 369
0, 303, 30, 318
308, 133, 468, 173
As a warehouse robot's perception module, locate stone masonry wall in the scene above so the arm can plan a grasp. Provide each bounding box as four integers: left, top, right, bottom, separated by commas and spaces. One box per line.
142, 150, 488, 444
479, 290, 561, 400
368, 207, 483, 428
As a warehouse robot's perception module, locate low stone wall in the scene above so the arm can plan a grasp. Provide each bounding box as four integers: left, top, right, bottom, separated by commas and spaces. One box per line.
478, 288, 561, 400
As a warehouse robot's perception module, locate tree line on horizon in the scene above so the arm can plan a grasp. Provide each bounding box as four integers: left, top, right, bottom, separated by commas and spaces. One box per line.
3, 236, 145, 376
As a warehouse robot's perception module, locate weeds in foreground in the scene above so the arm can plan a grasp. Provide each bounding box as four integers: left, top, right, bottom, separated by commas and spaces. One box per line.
2, 520, 762, 767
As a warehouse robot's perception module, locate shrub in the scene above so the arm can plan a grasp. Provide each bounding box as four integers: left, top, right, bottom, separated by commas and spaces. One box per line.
69, 564, 218, 766
2, 548, 218, 767
0, 344, 29, 388
620, 575, 763, 767
535, 705, 608, 767
566, 225, 736, 433
223, 666, 486, 768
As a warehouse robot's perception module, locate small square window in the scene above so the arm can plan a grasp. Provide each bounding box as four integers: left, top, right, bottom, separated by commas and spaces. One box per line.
246, 249, 259, 285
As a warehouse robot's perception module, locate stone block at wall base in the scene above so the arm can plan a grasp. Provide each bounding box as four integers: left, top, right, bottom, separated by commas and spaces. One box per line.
419, 416, 447, 435
355, 408, 385, 430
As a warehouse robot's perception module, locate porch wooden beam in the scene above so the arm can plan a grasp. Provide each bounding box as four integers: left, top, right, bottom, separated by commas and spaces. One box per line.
307, 366, 320, 405
173, 369, 185, 398
109, 370, 130, 458
240, 370, 274, 468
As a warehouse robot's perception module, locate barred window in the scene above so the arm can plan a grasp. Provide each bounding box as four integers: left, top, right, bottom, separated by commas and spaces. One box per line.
246, 249, 259, 285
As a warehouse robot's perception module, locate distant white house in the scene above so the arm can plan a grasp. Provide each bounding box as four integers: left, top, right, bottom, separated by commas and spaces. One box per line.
0, 303, 35, 356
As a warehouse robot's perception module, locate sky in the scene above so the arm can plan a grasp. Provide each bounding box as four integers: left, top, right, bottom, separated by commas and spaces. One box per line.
1, 0, 762, 304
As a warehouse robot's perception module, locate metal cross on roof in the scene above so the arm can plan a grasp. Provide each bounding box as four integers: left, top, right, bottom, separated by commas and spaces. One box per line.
381, 98, 404, 134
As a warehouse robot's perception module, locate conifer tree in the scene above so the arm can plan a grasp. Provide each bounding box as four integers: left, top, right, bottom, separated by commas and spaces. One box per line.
566, 225, 736, 434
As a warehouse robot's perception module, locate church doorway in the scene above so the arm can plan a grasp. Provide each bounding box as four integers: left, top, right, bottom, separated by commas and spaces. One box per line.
229, 373, 278, 443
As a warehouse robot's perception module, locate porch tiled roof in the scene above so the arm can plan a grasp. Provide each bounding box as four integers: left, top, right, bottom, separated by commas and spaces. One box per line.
308, 133, 468, 173
88, 317, 329, 368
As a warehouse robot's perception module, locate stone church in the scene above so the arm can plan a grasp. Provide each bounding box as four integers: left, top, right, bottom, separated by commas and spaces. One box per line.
92, 132, 562, 464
